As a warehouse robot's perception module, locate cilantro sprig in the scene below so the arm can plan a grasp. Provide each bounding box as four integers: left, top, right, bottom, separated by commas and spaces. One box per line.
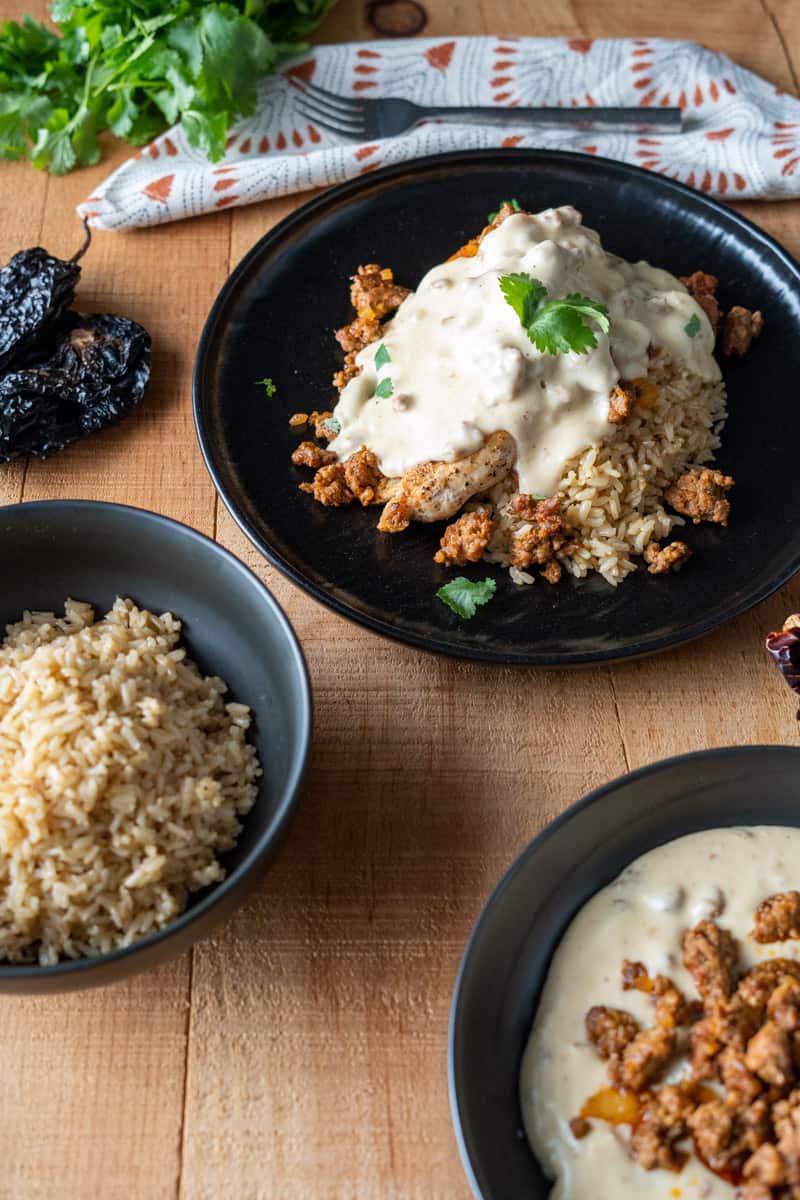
684, 313, 701, 338
488, 197, 521, 223
499, 272, 610, 356
256, 376, 277, 397
437, 576, 496, 619
0, 0, 338, 173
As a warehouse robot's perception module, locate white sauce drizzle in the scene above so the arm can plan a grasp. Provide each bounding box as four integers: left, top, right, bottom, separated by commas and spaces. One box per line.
330, 206, 720, 498
520, 826, 800, 1200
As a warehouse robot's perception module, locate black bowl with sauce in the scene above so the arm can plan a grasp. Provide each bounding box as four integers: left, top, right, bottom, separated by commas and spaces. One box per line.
448, 745, 800, 1198
0, 500, 311, 992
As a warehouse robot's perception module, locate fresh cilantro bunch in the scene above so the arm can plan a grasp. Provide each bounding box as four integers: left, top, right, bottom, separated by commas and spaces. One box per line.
499, 272, 611, 356
0, 0, 337, 173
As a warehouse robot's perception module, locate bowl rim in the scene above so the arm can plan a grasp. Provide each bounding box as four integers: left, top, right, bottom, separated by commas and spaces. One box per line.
193, 146, 800, 666
0, 497, 313, 978
447, 743, 800, 1199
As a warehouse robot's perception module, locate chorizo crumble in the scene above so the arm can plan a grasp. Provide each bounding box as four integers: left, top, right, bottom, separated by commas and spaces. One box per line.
434, 509, 495, 567
643, 540, 692, 575
723, 306, 765, 359
578, 896, 800, 1196
754, 894, 800, 945
682, 271, 722, 334
664, 467, 735, 527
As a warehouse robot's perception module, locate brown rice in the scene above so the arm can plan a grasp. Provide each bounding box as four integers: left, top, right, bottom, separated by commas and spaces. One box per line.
485, 353, 727, 585
0, 597, 260, 965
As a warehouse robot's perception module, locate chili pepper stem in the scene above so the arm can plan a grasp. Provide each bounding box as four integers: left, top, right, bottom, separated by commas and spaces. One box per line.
71, 216, 92, 264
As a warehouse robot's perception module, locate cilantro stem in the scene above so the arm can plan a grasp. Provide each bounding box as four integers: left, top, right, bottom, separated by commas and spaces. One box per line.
64, 51, 97, 136
73, 54, 96, 118
98, 34, 160, 92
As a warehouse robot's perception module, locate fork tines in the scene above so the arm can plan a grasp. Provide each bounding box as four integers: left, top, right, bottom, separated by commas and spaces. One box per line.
290, 78, 368, 138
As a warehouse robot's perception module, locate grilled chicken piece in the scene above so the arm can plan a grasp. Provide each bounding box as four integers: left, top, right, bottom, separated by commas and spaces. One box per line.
380, 430, 516, 527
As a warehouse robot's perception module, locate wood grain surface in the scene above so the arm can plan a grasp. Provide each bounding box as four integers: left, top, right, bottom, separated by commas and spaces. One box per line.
1, 2, 799, 1197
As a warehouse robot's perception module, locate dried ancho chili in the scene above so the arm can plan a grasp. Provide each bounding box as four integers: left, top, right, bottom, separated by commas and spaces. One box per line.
0, 315, 150, 462
0, 222, 151, 462
0, 222, 91, 372
766, 615, 800, 718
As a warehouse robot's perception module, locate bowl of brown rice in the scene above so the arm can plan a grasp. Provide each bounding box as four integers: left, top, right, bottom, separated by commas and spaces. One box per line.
0, 500, 311, 992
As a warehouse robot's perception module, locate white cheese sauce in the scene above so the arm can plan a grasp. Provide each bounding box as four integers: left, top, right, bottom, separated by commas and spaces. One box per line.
330, 207, 720, 497
520, 826, 800, 1200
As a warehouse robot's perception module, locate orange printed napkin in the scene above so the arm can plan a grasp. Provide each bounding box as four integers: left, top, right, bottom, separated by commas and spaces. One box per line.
78, 36, 800, 230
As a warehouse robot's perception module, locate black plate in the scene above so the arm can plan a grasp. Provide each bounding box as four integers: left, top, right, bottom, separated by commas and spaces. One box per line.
448, 744, 800, 1199
194, 150, 800, 665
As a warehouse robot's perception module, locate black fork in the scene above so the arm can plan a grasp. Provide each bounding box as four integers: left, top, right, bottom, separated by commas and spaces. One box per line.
290, 78, 684, 140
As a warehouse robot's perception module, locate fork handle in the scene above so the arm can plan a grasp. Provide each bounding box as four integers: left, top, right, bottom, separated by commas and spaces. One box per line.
417, 105, 683, 132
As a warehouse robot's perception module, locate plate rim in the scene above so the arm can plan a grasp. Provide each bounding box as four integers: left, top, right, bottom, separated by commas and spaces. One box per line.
446, 742, 800, 1199
193, 147, 800, 666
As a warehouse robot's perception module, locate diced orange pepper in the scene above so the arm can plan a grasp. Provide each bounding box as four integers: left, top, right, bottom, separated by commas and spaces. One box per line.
579, 1087, 641, 1125
447, 240, 479, 261
634, 377, 659, 410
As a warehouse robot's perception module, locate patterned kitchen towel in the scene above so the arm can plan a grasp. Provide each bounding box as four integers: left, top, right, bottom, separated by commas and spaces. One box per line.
78, 36, 800, 230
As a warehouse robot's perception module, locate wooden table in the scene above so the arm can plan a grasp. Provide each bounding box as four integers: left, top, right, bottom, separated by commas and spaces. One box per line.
2, 1, 799, 1196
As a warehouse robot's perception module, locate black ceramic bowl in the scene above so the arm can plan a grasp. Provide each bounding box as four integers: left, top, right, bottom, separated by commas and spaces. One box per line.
448, 745, 800, 1199
0, 500, 311, 993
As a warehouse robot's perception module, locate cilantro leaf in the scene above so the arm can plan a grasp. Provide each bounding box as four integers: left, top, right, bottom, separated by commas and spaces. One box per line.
527, 296, 610, 356
50, 2, 75, 22
256, 376, 277, 397
437, 576, 497, 619
107, 92, 140, 138
684, 313, 701, 338
374, 343, 391, 370
558, 294, 611, 334
498, 273, 611, 356
181, 108, 229, 161
31, 108, 77, 174
72, 108, 102, 167
198, 6, 275, 116
499, 273, 547, 328
375, 377, 394, 399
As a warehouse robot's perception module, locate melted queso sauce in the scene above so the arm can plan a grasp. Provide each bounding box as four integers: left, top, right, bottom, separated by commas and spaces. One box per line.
331, 207, 720, 497
520, 827, 800, 1200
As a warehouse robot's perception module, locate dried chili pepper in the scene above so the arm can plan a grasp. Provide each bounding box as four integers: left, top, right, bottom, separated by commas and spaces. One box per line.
0, 313, 150, 462
766, 615, 800, 718
0, 221, 91, 371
